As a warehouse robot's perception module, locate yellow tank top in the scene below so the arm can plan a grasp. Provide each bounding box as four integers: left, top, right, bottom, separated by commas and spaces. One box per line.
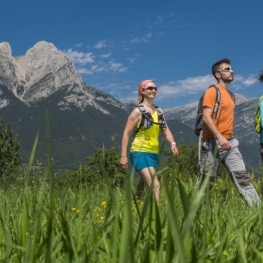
130, 110, 160, 153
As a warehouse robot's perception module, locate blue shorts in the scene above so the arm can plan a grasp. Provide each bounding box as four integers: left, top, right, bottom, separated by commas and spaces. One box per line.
130, 152, 158, 171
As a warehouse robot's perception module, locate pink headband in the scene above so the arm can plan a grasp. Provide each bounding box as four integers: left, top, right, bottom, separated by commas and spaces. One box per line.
140, 79, 152, 92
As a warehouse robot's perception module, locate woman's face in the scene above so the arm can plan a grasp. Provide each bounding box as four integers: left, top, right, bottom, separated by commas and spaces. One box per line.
142, 82, 157, 99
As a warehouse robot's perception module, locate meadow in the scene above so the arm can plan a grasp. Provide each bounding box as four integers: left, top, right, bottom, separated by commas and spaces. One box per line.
0, 128, 262, 262
0, 159, 263, 263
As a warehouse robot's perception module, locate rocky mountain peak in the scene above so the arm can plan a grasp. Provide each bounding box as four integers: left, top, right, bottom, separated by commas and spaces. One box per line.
21, 41, 70, 84
0, 42, 12, 58
0, 41, 123, 114
12, 41, 84, 100
233, 93, 248, 105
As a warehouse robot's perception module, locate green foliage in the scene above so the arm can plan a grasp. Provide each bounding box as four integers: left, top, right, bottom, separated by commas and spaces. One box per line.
0, 131, 261, 261
163, 142, 199, 177
86, 144, 126, 186
0, 165, 261, 261
55, 145, 126, 190
0, 121, 21, 177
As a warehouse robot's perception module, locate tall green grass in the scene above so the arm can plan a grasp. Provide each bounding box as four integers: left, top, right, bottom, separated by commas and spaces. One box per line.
0, 116, 262, 262
0, 160, 262, 262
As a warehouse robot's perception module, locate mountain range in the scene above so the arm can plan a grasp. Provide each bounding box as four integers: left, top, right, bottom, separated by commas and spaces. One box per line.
0, 41, 261, 171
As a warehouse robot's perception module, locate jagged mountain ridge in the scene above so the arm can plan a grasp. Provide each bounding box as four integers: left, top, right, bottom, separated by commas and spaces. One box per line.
0, 41, 197, 170
0, 41, 261, 170
0, 41, 123, 114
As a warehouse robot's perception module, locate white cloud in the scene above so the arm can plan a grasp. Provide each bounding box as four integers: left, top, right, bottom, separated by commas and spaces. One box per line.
94, 41, 106, 49
90, 64, 107, 73
75, 60, 126, 75
63, 49, 95, 65
100, 53, 111, 58
232, 74, 257, 90
145, 32, 152, 38
129, 38, 141, 44
128, 57, 139, 63
157, 75, 214, 100
109, 61, 127, 72
155, 16, 163, 24
156, 74, 258, 101
77, 68, 94, 75
75, 43, 83, 47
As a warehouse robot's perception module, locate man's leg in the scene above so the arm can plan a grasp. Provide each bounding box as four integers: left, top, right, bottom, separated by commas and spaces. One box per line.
259, 143, 263, 161
194, 139, 220, 191
222, 138, 260, 207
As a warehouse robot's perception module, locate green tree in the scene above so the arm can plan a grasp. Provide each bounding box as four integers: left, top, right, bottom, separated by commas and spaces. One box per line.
55, 145, 127, 190
86, 144, 126, 188
0, 121, 21, 177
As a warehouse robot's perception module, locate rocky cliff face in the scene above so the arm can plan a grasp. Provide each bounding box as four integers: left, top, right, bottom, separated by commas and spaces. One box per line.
0, 41, 123, 114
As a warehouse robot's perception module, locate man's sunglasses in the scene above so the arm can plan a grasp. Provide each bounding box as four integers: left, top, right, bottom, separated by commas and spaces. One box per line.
219, 66, 233, 72
144, 86, 157, 91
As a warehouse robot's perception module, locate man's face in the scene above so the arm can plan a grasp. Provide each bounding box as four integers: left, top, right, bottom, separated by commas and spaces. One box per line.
217, 63, 234, 83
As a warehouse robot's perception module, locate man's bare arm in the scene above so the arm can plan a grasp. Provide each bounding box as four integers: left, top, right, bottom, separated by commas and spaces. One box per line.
203, 107, 231, 150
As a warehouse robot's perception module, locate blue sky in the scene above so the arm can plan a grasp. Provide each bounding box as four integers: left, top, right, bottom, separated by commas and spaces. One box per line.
1, 0, 263, 109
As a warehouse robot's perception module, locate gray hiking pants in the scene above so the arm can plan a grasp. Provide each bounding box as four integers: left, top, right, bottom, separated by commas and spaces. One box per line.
195, 138, 260, 207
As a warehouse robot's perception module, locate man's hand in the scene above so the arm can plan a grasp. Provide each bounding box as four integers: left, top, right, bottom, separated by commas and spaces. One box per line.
217, 136, 231, 151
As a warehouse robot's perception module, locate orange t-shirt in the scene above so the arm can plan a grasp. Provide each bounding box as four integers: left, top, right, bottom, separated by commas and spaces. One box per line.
202, 84, 235, 140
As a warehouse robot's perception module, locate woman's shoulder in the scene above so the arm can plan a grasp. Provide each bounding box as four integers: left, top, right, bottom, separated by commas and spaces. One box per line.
129, 106, 142, 119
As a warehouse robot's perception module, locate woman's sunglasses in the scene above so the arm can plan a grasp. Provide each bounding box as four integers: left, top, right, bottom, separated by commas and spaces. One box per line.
144, 86, 157, 91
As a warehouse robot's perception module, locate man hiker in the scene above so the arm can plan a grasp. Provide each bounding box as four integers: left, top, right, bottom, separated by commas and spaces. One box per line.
194, 58, 260, 207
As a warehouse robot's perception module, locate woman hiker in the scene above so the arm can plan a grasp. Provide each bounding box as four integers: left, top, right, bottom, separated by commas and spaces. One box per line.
119, 79, 179, 202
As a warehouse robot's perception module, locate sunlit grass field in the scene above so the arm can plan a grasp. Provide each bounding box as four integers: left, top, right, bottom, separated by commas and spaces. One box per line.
0, 128, 262, 262
0, 164, 262, 262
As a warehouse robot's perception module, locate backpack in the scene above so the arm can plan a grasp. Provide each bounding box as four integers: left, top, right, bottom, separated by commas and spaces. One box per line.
194, 85, 235, 136
254, 95, 263, 134
133, 104, 166, 136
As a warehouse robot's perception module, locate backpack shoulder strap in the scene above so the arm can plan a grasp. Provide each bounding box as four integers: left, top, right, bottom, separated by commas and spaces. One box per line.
133, 104, 151, 135
153, 104, 162, 120
137, 103, 146, 114
206, 85, 221, 119
153, 104, 166, 129
208, 85, 221, 104
135, 104, 146, 130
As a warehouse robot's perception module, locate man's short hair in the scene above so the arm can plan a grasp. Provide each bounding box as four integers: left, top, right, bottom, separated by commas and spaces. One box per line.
259, 72, 263, 83
212, 58, 231, 79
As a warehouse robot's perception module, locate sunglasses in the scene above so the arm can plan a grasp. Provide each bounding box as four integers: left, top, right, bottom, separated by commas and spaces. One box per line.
144, 86, 157, 91
219, 66, 233, 72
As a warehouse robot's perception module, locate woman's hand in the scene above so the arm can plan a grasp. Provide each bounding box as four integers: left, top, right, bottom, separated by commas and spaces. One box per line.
120, 156, 128, 169
171, 144, 179, 156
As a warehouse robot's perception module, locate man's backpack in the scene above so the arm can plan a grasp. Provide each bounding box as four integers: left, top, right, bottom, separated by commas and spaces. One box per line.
133, 104, 166, 136
194, 85, 221, 136
254, 95, 263, 134
194, 85, 235, 136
